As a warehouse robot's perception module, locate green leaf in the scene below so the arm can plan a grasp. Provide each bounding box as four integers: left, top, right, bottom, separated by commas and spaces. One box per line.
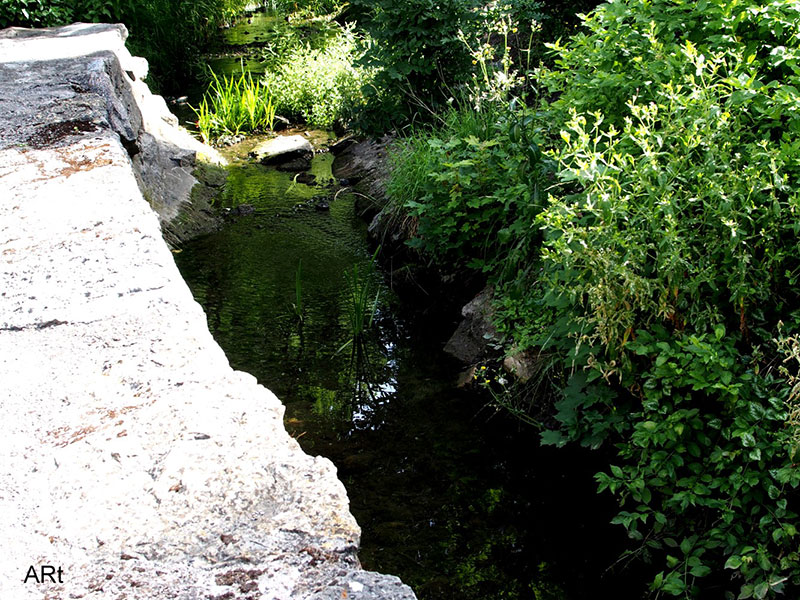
690, 565, 711, 577
680, 537, 693, 555
666, 554, 680, 568
652, 571, 664, 589
738, 584, 754, 599
754, 581, 769, 599
540, 429, 565, 446
725, 555, 743, 569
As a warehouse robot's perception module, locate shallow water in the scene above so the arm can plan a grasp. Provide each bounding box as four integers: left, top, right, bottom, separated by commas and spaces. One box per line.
174, 151, 647, 598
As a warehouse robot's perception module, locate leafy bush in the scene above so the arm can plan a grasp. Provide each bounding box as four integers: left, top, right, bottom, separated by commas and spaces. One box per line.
393, 0, 800, 596
384, 0, 554, 272
256, 13, 341, 69
267, 0, 342, 15
347, 0, 595, 129
350, 0, 476, 102
0, 0, 75, 27
261, 24, 373, 129
502, 0, 800, 596
387, 103, 549, 273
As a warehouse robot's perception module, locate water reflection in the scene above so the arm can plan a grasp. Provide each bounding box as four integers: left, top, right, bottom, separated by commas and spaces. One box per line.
176, 153, 400, 434
175, 151, 647, 600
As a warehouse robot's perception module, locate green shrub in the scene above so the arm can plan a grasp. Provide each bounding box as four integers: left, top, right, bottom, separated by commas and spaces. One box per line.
261, 24, 373, 129
267, 0, 342, 15
257, 13, 341, 69
0, 0, 75, 27
387, 103, 549, 274
352, 0, 537, 126
508, 0, 800, 596
384, 1, 550, 270
350, 0, 476, 100
347, 0, 594, 130
393, 0, 800, 596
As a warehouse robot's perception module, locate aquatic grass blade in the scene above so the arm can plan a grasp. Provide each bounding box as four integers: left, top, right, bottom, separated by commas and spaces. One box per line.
190, 63, 277, 141
293, 258, 304, 322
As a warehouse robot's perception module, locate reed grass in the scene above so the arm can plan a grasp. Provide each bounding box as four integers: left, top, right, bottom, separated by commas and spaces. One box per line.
192, 66, 276, 143
338, 248, 381, 354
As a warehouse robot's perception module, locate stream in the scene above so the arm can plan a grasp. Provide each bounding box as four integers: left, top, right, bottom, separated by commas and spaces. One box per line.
172, 10, 648, 599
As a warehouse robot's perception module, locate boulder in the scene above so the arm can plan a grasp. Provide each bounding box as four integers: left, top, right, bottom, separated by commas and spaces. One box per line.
443, 287, 499, 363
251, 134, 313, 168
0, 22, 229, 248
294, 172, 317, 185
502, 348, 539, 383
331, 135, 392, 207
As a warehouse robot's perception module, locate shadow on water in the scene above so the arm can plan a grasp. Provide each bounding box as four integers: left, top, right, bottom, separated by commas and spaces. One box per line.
174, 150, 650, 599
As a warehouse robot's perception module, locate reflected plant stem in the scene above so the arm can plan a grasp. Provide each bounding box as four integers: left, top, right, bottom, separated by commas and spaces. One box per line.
347, 336, 378, 405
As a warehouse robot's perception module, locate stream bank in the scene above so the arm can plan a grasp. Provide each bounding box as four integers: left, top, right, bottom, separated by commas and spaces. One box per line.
169, 8, 653, 598
0, 23, 415, 600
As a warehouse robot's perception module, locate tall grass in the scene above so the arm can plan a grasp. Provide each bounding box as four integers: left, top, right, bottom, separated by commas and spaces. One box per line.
192, 67, 276, 143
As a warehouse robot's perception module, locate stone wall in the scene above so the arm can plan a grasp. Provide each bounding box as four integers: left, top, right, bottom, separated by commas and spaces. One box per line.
0, 23, 415, 600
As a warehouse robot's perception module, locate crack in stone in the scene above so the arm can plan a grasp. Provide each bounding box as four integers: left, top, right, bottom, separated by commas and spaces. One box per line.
0, 317, 105, 332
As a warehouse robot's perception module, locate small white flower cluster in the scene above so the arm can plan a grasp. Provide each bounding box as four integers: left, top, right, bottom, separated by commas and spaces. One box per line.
457, 1, 540, 111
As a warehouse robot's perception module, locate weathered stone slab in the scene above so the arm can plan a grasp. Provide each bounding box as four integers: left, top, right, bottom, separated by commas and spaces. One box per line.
0, 23, 416, 600
0, 23, 226, 246
251, 134, 313, 168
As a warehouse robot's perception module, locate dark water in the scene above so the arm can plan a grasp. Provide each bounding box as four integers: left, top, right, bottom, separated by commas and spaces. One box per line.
173, 152, 648, 599
173, 10, 648, 599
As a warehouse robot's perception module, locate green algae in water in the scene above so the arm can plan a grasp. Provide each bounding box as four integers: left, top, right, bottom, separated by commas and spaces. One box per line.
177, 152, 395, 430
220, 11, 340, 51
206, 10, 341, 78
